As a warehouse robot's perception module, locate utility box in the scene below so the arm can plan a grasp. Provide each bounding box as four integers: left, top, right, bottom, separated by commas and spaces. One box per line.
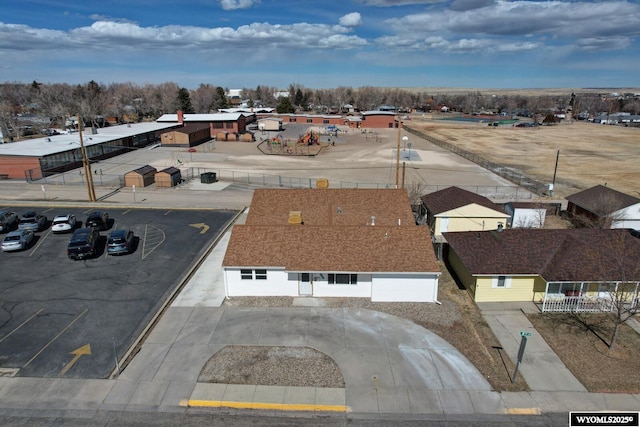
200, 172, 217, 184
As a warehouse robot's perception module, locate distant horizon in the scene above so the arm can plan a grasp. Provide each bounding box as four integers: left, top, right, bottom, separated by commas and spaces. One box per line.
2, 1, 639, 89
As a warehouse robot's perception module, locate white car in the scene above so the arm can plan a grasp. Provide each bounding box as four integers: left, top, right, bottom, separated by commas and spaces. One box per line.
2, 230, 34, 252
51, 214, 77, 233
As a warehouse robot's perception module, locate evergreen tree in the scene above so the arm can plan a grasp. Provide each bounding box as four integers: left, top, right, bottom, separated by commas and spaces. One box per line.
212, 86, 229, 111
276, 97, 295, 114
177, 87, 195, 113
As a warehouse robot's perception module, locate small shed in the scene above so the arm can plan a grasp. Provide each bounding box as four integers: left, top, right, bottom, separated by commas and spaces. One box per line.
124, 165, 157, 188
155, 167, 182, 188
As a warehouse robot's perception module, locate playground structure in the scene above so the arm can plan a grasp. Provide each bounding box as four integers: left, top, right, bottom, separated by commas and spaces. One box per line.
298, 131, 320, 146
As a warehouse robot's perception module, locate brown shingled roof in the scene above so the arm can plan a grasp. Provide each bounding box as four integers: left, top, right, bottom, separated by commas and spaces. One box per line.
444, 228, 640, 282
246, 188, 415, 227
223, 225, 439, 273
421, 186, 505, 215
566, 185, 640, 216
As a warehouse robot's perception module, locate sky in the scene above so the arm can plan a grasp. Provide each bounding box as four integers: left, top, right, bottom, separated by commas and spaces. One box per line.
1, 0, 639, 90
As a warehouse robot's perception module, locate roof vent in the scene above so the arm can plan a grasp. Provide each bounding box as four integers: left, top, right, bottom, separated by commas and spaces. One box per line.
337, 207, 342, 214
397, 218, 401, 226
371, 216, 375, 226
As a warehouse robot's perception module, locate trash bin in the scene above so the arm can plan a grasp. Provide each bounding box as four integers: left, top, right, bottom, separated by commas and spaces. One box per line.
200, 172, 217, 184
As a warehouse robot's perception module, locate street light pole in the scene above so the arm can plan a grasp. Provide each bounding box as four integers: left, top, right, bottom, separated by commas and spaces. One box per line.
78, 114, 96, 202
395, 120, 402, 188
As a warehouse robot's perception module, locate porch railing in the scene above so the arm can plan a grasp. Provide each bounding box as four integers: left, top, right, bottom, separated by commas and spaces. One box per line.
541, 295, 638, 313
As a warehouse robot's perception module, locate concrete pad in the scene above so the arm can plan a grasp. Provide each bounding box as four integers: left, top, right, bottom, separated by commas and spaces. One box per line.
209, 308, 268, 345
128, 380, 169, 406
387, 347, 443, 389
258, 308, 311, 346
0, 378, 49, 408
342, 309, 385, 348
315, 387, 346, 406
345, 386, 379, 413
190, 383, 227, 401
436, 390, 475, 414
306, 310, 347, 353
603, 393, 640, 411
283, 386, 316, 405
468, 391, 507, 414
159, 381, 196, 408
174, 308, 224, 345
145, 307, 194, 344
38, 379, 113, 410
407, 388, 445, 414
103, 379, 139, 405
529, 391, 599, 412
520, 351, 586, 392
152, 344, 215, 382
500, 391, 540, 413
118, 343, 171, 381
331, 346, 395, 388
375, 387, 412, 413
252, 385, 287, 404
430, 348, 492, 391
222, 384, 256, 402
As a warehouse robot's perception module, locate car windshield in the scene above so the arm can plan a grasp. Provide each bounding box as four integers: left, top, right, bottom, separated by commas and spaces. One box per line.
109, 238, 126, 244
53, 219, 69, 224
68, 241, 87, 247
20, 218, 36, 223
4, 236, 20, 242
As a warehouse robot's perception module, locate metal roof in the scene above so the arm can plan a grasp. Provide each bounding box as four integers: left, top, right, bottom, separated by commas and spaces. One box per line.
0, 122, 177, 158
156, 113, 246, 122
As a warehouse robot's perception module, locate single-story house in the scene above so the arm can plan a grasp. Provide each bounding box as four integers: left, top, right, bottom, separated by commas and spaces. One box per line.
124, 165, 157, 188
222, 188, 441, 302
444, 228, 640, 311
566, 185, 640, 230
420, 186, 510, 238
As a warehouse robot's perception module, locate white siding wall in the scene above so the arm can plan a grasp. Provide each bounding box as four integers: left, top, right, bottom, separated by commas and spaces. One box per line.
512, 208, 546, 228
371, 273, 439, 302
612, 205, 640, 231
224, 268, 297, 296
312, 273, 372, 298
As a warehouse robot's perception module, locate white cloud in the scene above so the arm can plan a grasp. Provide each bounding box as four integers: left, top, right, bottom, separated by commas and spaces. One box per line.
339, 12, 362, 27
219, 0, 259, 10
357, 0, 445, 5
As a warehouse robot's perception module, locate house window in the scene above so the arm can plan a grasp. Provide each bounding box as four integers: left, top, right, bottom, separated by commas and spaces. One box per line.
255, 269, 267, 280
290, 117, 297, 122
328, 273, 357, 285
492, 275, 511, 288
323, 119, 329, 124
306, 118, 313, 123
241, 269, 253, 280
241, 269, 267, 280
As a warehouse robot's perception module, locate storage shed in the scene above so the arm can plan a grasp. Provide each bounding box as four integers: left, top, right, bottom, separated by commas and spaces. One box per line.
155, 167, 182, 188
124, 165, 157, 188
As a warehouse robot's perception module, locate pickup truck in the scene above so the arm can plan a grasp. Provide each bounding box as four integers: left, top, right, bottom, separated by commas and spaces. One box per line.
67, 227, 99, 260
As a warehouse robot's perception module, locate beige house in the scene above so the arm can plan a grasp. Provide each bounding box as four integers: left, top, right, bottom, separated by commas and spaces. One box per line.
421, 186, 510, 238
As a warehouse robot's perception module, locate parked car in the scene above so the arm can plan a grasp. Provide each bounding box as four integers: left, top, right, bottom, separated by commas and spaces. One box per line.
67, 227, 100, 260
2, 229, 34, 252
0, 210, 18, 232
86, 211, 109, 230
18, 211, 48, 232
107, 229, 134, 255
51, 214, 77, 233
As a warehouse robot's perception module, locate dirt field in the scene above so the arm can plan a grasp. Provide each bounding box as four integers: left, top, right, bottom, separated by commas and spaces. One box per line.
407, 119, 640, 198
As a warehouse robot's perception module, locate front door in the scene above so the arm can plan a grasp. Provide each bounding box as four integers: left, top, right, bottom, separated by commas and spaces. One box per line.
299, 273, 312, 296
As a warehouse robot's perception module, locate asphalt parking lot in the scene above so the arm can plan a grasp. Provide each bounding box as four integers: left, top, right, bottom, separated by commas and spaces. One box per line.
0, 205, 238, 379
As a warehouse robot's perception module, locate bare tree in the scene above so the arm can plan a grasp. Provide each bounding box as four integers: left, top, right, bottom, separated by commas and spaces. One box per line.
191, 84, 216, 113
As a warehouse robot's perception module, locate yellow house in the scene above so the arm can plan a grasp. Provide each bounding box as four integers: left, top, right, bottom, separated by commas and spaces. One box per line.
421, 186, 509, 237
444, 228, 640, 312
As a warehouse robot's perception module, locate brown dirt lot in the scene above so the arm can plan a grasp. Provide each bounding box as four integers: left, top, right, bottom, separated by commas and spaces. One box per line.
408, 120, 640, 198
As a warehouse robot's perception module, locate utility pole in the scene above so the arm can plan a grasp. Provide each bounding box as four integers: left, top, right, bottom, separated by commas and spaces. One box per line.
395, 120, 402, 188
78, 114, 96, 202
551, 149, 559, 197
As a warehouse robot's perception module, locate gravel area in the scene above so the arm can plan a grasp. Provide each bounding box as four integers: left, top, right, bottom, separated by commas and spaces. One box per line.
199, 345, 344, 388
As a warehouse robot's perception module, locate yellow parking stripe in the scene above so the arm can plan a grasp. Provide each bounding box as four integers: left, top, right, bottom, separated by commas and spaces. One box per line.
184, 399, 349, 412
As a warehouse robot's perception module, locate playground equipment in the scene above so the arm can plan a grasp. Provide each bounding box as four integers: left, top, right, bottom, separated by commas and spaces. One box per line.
298, 131, 319, 146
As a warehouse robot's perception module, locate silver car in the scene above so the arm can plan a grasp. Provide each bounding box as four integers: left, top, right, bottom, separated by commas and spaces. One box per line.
18, 211, 48, 232
2, 229, 34, 252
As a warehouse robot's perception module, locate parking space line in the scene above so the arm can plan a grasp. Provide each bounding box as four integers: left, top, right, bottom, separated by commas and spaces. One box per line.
29, 229, 51, 256
0, 308, 43, 344
22, 308, 88, 369
163, 210, 173, 216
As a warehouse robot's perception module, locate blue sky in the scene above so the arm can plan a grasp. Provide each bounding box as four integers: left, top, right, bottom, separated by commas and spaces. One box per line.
1, 0, 639, 89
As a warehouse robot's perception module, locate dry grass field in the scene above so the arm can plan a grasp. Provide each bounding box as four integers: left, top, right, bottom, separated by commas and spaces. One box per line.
408, 119, 640, 198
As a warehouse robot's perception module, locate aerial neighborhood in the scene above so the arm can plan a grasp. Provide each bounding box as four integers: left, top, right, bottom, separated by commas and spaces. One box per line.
0, 81, 639, 422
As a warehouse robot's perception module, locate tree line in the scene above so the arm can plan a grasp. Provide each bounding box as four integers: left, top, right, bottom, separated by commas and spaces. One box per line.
1, 80, 639, 140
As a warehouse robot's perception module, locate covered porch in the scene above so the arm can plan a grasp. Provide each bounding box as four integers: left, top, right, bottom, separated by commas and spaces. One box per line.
540, 281, 640, 313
